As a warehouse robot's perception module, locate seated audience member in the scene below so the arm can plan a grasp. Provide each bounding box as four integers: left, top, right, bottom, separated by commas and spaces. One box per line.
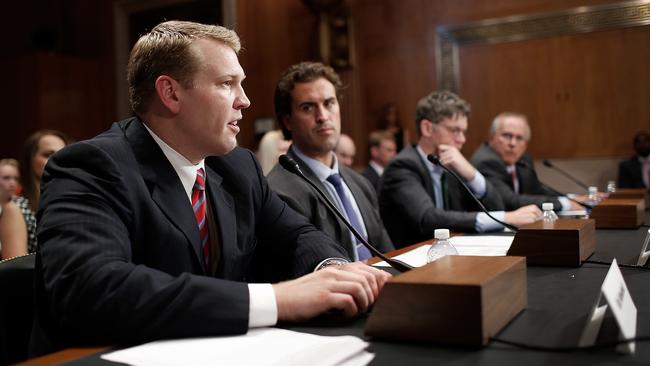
362, 130, 397, 192
32, 21, 389, 356
378, 103, 409, 152
0, 159, 37, 252
470, 112, 583, 211
0, 185, 28, 259
256, 129, 291, 176
268, 62, 394, 261
379, 91, 540, 248
334, 133, 356, 168
22, 129, 69, 213
618, 131, 650, 190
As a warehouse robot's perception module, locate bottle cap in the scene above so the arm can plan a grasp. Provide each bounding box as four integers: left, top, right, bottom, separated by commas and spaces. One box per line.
434, 229, 450, 239
542, 202, 554, 211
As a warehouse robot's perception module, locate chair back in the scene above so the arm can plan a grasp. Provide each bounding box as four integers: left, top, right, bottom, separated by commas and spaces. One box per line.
0, 253, 35, 365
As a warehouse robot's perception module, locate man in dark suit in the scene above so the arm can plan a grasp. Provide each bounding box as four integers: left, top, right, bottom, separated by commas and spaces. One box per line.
618, 131, 650, 189
379, 91, 541, 248
31, 21, 390, 355
267, 62, 394, 261
470, 112, 583, 211
362, 130, 397, 192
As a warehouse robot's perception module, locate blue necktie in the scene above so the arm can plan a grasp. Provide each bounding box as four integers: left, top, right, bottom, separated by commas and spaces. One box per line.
326, 173, 372, 261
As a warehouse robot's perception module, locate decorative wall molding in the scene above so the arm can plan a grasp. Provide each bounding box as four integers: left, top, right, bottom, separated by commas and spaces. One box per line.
436, 0, 650, 91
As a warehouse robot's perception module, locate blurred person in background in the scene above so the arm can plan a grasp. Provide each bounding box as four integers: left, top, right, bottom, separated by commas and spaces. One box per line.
256, 129, 291, 176
618, 131, 650, 190
334, 133, 356, 168
21, 129, 69, 213
0, 158, 37, 252
0, 184, 28, 259
362, 130, 397, 192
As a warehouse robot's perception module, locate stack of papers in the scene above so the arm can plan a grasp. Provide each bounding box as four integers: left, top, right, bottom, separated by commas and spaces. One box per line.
373, 235, 514, 268
101, 328, 373, 366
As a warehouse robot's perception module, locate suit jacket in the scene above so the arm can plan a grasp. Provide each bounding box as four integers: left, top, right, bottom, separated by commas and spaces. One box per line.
379, 145, 504, 248
267, 148, 394, 257
361, 165, 380, 192
470, 143, 562, 210
31, 117, 348, 355
618, 156, 647, 189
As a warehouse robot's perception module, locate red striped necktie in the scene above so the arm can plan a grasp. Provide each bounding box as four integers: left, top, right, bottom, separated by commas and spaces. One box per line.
191, 168, 209, 270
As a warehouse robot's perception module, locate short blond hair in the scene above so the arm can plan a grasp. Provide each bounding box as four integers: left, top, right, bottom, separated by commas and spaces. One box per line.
127, 20, 241, 116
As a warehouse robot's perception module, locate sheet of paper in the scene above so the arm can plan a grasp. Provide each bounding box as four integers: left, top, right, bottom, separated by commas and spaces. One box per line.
373, 235, 514, 268
101, 328, 373, 366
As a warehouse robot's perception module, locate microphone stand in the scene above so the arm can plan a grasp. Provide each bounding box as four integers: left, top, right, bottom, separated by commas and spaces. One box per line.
279, 155, 412, 273
542, 160, 589, 191
427, 154, 519, 232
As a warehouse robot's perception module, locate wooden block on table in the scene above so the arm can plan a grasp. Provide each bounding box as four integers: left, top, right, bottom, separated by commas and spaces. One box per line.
507, 218, 595, 266
608, 188, 650, 207
365, 256, 527, 346
590, 198, 645, 229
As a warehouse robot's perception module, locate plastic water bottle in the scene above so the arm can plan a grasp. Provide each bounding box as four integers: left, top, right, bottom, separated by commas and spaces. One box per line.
587, 186, 600, 206
606, 181, 616, 193
426, 229, 458, 263
542, 202, 558, 222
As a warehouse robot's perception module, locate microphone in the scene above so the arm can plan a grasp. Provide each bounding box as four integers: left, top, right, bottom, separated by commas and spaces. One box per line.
427, 154, 519, 232
540, 182, 594, 210
278, 155, 412, 273
542, 160, 589, 191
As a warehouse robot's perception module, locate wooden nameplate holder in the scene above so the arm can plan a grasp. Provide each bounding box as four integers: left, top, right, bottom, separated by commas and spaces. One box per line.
590, 198, 645, 229
507, 219, 595, 266
608, 188, 650, 208
365, 256, 526, 346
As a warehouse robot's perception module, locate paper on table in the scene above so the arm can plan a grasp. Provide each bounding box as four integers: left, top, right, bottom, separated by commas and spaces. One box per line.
101, 328, 373, 366
373, 235, 514, 268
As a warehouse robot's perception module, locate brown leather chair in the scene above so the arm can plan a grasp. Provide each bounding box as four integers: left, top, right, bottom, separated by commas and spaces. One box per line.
0, 253, 35, 365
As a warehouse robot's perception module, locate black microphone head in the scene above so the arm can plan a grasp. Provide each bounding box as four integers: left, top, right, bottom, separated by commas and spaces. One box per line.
427, 154, 441, 166
278, 154, 301, 175
543, 159, 552, 168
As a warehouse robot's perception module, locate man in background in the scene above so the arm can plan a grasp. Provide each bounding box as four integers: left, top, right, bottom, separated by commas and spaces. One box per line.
379, 91, 540, 248
362, 130, 397, 192
618, 131, 650, 190
335, 133, 356, 168
268, 62, 394, 261
471, 112, 583, 211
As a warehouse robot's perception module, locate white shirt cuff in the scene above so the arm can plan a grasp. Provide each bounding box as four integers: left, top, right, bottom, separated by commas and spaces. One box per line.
476, 211, 505, 232
247, 283, 278, 328
466, 171, 487, 198
558, 197, 571, 211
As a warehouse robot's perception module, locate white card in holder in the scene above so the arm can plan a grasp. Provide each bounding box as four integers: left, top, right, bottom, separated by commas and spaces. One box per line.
578, 259, 637, 354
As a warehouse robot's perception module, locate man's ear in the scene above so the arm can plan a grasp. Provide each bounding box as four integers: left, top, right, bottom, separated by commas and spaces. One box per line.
420, 119, 433, 138
282, 114, 292, 133
154, 75, 181, 114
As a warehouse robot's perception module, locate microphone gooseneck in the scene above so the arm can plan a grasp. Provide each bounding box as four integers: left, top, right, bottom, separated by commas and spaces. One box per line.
278, 155, 412, 273
542, 160, 589, 191
427, 154, 519, 232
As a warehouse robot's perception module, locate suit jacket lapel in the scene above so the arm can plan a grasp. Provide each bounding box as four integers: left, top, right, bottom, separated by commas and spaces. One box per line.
204, 164, 236, 269
123, 118, 204, 271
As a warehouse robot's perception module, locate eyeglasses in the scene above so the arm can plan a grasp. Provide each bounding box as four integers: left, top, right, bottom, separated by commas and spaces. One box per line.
499, 132, 527, 143
436, 123, 466, 137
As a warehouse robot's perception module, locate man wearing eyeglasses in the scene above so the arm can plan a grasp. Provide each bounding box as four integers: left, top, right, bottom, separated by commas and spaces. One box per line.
378, 91, 541, 248
470, 112, 582, 211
